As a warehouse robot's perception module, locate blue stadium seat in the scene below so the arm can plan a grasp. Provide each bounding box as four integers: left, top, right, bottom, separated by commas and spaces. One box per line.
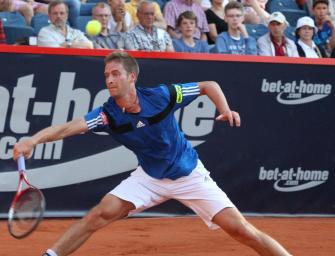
0, 12, 26, 26
284, 26, 296, 41
4, 25, 36, 44
80, 3, 95, 16
246, 24, 268, 40
31, 14, 50, 34
281, 9, 307, 27
76, 16, 92, 32
266, 0, 301, 13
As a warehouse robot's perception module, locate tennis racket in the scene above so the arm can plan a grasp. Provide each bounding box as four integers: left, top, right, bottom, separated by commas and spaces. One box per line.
8, 155, 46, 239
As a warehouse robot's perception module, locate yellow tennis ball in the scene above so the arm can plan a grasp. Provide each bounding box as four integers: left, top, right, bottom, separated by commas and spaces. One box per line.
86, 20, 102, 36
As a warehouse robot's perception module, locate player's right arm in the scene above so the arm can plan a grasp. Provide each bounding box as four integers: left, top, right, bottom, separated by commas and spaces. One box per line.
13, 118, 88, 160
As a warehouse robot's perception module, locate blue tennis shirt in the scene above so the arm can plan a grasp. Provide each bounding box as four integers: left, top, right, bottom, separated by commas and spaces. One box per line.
84, 82, 201, 180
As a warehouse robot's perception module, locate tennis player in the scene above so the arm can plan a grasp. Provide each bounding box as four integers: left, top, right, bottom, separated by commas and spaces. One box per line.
13, 51, 291, 256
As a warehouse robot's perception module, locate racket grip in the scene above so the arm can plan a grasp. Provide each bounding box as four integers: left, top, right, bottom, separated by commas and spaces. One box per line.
17, 155, 26, 171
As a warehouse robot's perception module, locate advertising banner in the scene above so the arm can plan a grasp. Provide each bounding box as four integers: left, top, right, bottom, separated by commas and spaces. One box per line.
0, 50, 334, 217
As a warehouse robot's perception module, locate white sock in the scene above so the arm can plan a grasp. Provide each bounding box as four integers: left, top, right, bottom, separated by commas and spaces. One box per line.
46, 249, 58, 256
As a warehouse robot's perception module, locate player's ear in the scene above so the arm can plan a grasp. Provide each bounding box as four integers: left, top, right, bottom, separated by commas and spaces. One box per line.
129, 72, 137, 83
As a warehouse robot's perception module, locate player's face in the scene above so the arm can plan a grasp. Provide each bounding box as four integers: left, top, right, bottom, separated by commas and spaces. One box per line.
104, 61, 136, 99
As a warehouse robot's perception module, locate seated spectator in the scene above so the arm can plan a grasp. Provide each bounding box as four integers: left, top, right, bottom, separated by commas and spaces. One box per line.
127, 0, 174, 51
108, 0, 132, 32
125, 0, 167, 29
242, 0, 270, 25
212, 1, 257, 55
88, 2, 131, 49
303, 0, 335, 24
173, 11, 210, 52
205, 0, 228, 45
38, 0, 93, 48
295, 16, 327, 57
42, 0, 82, 28
257, 12, 299, 57
164, 0, 209, 40
0, 19, 6, 44
312, 0, 335, 55
0, 0, 48, 25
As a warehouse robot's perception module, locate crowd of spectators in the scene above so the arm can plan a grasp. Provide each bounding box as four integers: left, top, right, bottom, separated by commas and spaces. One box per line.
0, 0, 335, 58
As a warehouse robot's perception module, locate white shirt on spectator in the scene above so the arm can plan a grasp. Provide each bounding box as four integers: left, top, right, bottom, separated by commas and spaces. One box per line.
38, 24, 91, 47
297, 39, 319, 58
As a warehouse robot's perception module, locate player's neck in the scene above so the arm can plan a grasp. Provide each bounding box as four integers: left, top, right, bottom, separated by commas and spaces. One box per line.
116, 91, 140, 113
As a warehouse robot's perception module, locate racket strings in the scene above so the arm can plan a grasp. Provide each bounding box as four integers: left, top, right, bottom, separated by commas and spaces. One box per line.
8, 188, 45, 238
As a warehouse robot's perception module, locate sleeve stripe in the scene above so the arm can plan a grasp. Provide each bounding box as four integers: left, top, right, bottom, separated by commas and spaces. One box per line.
86, 116, 103, 130
182, 85, 200, 96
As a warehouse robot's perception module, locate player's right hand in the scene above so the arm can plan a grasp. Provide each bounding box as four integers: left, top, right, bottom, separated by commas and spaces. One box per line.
13, 139, 35, 161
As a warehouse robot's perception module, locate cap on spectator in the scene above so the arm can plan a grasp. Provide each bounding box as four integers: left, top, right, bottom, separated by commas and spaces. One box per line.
268, 12, 289, 26
312, 0, 329, 8
296, 16, 317, 33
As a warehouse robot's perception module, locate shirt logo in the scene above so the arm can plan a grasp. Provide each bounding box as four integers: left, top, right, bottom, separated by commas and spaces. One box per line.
136, 120, 146, 128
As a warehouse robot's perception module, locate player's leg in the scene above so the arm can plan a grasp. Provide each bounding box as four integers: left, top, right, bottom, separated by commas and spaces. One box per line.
48, 194, 135, 256
172, 161, 292, 256
212, 208, 292, 256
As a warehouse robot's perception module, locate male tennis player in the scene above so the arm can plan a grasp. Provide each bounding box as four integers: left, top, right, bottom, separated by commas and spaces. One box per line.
13, 51, 291, 256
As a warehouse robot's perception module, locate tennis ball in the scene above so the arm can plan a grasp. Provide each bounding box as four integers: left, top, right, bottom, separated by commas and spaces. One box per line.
86, 20, 102, 36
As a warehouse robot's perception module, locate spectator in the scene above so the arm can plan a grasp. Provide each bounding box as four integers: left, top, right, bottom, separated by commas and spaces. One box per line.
125, 0, 167, 29
108, 0, 132, 32
164, 0, 209, 40
0, 0, 48, 25
127, 0, 174, 51
205, 0, 228, 45
88, 2, 131, 49
312, 0, 335, 54
295, 16, 327, 57
42, 0, 82, 28
0, 19, 6, 44
242, 0, 270, 25
38, 0, 93, 48
200, 0, 228, 9
257, 12, 299, 57
212, 1, 257, 55
173, 11, 210, 52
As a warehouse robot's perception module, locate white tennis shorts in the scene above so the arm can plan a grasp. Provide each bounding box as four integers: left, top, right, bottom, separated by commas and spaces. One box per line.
110, 160, 235, 229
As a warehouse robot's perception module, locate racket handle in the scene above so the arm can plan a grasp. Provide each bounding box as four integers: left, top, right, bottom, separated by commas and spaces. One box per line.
17, 155, 26, 171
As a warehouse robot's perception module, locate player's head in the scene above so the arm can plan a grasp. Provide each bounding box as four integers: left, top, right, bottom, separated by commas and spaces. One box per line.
104, 51, 139, 98
104, 51, 139, 78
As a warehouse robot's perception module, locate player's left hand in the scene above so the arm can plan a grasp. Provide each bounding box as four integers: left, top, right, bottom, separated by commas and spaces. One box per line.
216, 110, 241, 127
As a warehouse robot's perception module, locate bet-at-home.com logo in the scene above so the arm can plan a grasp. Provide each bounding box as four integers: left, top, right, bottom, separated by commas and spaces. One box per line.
261, 79, 332, 104
259, 166, 329, 192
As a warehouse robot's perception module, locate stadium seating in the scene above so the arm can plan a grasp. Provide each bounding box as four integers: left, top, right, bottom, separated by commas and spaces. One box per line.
0, 12, 26, 26
246, 24, 268, 40
76, 16, 92, 33
4, 25, 36, 44
31, 14, 50, 34
280, 9, 307, 27
266, 0, 301, 13
80, 3, 95, 16
284, 26, 296, 41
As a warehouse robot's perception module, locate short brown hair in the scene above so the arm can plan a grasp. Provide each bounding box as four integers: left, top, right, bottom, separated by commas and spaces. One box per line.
104, 51, 139, 77
177, 11, 198, 27
224, 1, 244, 14
48, 0, 69, 14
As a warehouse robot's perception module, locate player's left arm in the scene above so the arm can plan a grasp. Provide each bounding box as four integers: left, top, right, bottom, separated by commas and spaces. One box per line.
198, 81, 241, 127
